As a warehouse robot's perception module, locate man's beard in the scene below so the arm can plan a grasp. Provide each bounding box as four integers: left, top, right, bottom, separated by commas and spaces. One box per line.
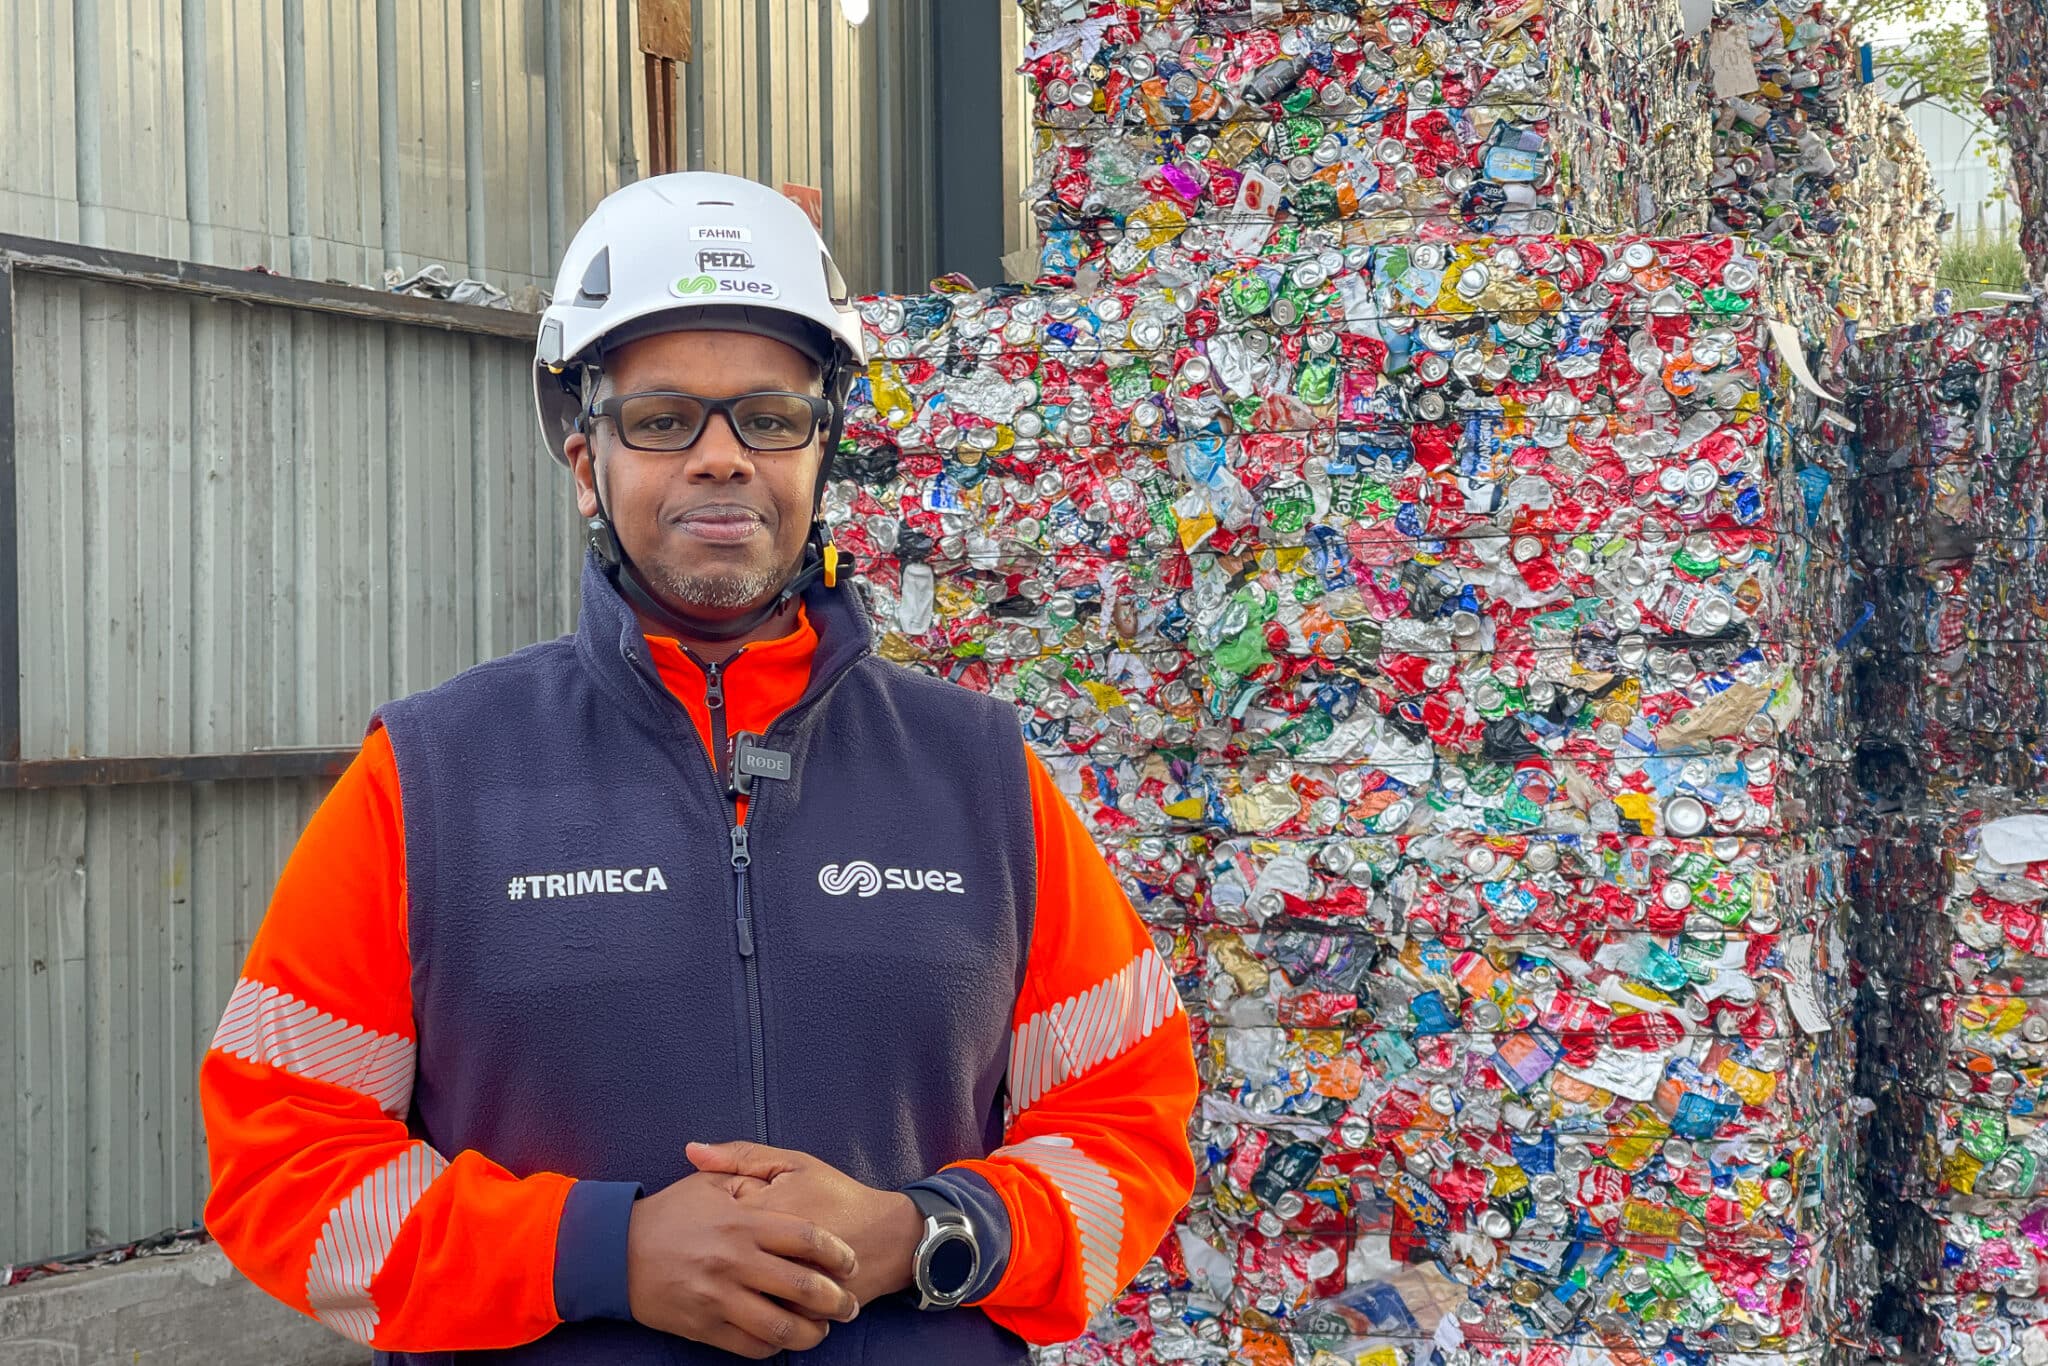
648, 546, 801, 612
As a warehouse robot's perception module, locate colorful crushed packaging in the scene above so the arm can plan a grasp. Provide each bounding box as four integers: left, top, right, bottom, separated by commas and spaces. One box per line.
1856, 804, 2048, 1366
1850, 302, 2048, 804
1018, 0, 1715, 269
1705, 0, 1859, 248
1983, 0, 2048, 282
838, 226, 1877, 1361
1848, 303, 2048, 1365
1705, 0, 1944, 324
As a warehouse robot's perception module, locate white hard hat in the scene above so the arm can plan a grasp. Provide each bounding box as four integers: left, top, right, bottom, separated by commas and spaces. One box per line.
532, 172, 864, 466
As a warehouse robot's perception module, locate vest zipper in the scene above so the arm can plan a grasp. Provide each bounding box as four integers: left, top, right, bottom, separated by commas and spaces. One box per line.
702, 657, 771, 1147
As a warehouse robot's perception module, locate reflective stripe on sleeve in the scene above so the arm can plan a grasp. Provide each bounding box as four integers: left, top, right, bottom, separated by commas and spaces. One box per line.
1005, 947, 1179, 1122
305, 1142, 450, 1345
210, 977, 416, 1119
991, 1134, 1126, 1314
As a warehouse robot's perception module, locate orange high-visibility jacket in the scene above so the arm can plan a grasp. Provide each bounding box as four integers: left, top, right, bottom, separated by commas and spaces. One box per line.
199, 597, 1198, 1358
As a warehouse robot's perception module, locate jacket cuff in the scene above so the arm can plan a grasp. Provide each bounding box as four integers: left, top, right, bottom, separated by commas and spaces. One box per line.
906, 1169, 1010, 1304
553, 1179, 644, 1322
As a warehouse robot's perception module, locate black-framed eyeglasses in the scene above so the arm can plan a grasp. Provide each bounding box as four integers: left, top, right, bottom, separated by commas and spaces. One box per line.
588, 390, 831, 453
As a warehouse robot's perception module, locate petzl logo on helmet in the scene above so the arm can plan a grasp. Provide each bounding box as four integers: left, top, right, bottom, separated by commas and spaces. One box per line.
817, 861, 884, 898
670, 274, 782, 301
698, 248, 754, 273
817, 860, 967, 897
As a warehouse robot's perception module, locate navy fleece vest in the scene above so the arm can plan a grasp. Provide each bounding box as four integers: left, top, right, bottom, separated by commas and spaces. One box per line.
373, 555, 1036, 1365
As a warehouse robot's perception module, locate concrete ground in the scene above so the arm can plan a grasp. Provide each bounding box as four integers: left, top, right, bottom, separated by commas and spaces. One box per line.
0, 1245, 367, 1366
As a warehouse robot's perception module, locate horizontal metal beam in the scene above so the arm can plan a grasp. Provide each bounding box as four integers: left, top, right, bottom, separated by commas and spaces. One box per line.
0, 748, 357, 790
0, 233, 539, 339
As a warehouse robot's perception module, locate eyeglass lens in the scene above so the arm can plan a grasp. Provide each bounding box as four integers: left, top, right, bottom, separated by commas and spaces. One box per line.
614, 392, 818, 452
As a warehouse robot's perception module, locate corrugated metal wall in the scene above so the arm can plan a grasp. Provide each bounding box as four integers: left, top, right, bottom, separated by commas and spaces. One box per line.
1, 0, 949, 1266
0, 268, 580, 1263
0, 0, 932, 298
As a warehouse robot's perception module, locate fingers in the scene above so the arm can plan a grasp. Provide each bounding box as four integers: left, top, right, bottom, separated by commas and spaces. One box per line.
688, 1140, 806, 1180
749, 1211, 861, 1282
699, 1320, 808, 1361
738, 1249, 861, 1324
720, 1287, 835, 1356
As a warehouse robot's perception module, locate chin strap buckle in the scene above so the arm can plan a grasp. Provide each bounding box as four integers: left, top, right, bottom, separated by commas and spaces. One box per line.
823, 543, 842, 589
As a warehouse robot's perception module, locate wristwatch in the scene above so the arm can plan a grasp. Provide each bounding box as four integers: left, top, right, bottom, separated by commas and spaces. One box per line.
905, 1187, 979, 1311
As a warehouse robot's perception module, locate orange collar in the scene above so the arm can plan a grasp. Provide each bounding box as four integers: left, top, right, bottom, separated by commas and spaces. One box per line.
641, 608, 819, 775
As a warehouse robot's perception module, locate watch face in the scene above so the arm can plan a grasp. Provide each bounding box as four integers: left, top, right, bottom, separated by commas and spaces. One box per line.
924, 1229, 977, 1298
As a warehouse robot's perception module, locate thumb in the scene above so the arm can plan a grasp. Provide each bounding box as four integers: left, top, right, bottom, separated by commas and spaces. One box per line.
687, 1140, 802, 1180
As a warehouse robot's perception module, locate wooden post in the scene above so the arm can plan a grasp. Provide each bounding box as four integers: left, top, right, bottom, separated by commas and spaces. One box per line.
638, 0, 692, 175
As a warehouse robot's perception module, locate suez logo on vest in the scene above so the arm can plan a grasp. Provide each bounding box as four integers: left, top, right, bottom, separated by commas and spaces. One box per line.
503, 860, 960, 901
816, 860, 966, 898
506, 868, 668, 901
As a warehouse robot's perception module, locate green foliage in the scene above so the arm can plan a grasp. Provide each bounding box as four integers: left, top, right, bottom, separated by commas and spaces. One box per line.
1838, 0, 1994, 126
1940, 232, 2030, 306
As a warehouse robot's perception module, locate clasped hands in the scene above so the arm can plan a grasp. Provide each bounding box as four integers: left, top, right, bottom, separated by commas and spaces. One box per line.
623, 1140, 927, 1359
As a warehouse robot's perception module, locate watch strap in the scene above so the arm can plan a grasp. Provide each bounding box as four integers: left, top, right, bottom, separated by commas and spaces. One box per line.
905, 1186, 963, 1226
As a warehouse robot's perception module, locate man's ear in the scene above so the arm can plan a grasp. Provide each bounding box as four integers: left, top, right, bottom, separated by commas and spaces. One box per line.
566, 432, 600, 519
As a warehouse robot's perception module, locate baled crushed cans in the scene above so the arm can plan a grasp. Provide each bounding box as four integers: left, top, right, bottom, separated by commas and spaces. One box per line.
1856, 804, 2048, 1366
838, 227, 1876, 1360
812, 0, 1963, 1357
1983, 0, 2048, 282
1850, 303, 2048, 1364
1851, 303, 2048, 803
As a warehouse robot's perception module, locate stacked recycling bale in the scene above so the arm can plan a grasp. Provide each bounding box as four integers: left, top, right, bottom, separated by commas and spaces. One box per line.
843, 256, 1872, 1364
1848, 304, 2048, 1364
1706, 0, 1861, 250
1706, 0, 1942, 325
1854, 804, 2048, 1366
833, 1, 1882, 1360
1851, 304, 2048, 800
1835, 91, 1943, 326
1983, 0, 2048, 282
1017, 0, 1713, 261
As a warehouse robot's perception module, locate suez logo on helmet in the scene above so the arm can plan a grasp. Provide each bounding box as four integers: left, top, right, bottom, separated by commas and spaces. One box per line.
670, 273, 781, 301
816, 860, 966, 897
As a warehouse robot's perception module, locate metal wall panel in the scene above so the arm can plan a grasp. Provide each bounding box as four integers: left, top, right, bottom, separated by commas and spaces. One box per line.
0, 0, 81, 241
12, 273, 582, 763
0, 0, 643, 292
0, 0, 968, 1266
0, 0, 941, 304
2, 778, 332, 1262
0, 268, 583, 1265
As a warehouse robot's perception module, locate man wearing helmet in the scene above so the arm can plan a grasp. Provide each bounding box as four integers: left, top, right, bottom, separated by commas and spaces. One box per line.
199, 173, 1198, 1365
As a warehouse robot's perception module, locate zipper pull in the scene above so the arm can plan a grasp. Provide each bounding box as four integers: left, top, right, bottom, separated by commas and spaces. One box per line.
731, 826, 756, 958
704, 661, 725, 711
